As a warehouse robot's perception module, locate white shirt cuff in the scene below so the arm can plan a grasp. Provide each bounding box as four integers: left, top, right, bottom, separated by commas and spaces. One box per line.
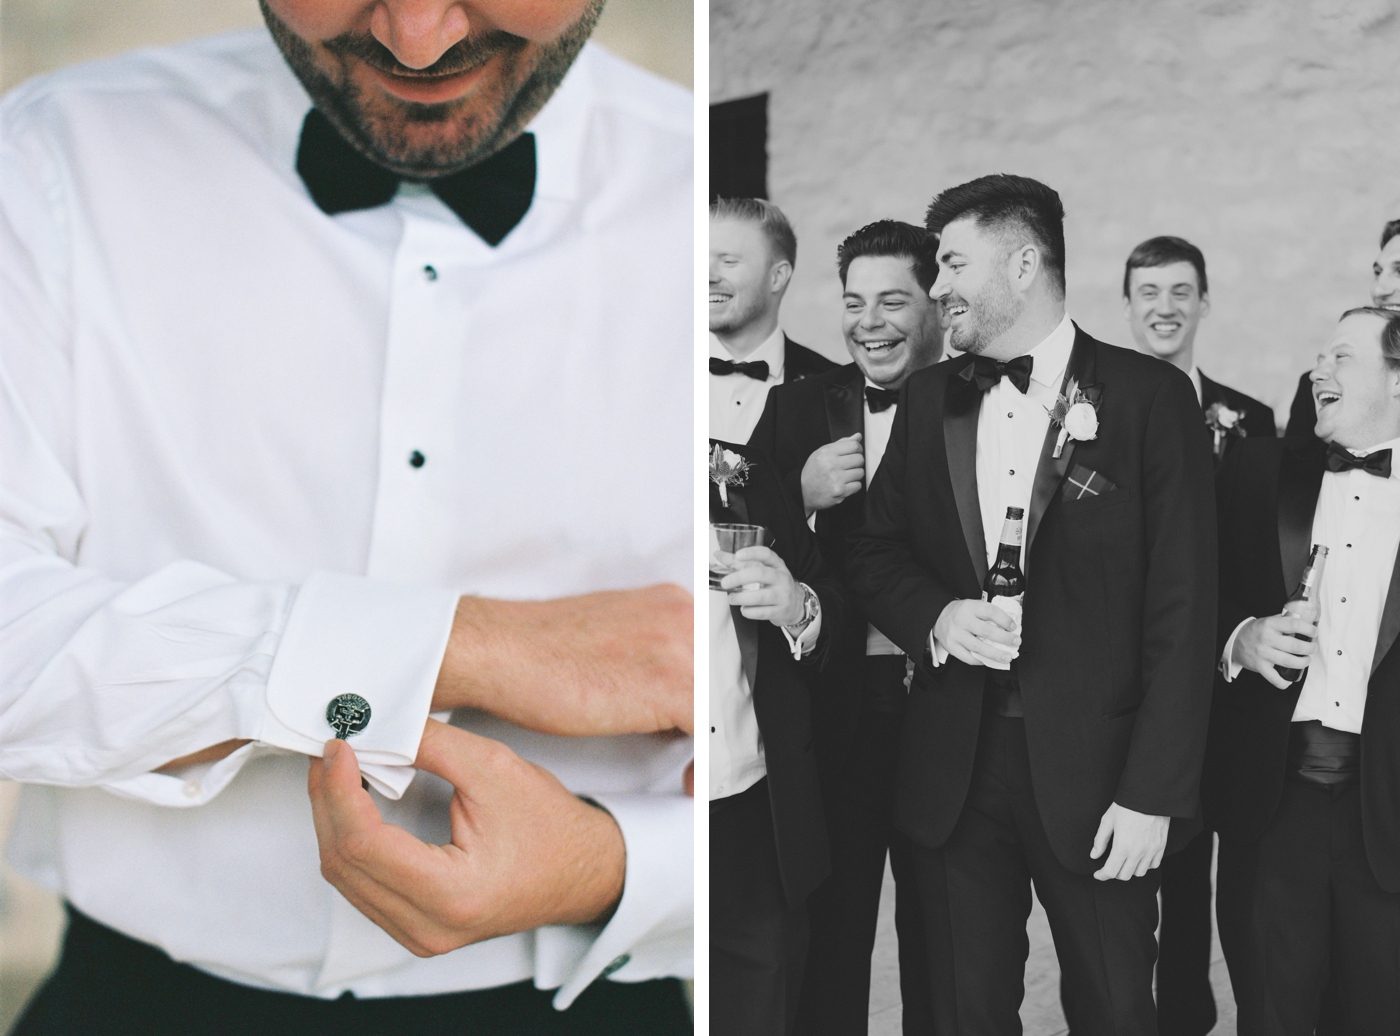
1220, 618, 1252, 682
541, 793, 694, 1008
258, 572, 458, 798
928, 629, 949, 667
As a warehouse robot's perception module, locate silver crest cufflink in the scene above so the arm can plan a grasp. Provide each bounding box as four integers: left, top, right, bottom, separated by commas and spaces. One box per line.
326, 693, 371, 739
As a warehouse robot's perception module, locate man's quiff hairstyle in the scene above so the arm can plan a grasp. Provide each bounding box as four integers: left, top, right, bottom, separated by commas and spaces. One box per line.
836, 220, 940, 293
711, 197, 798, 268
1340, 306, 1400, 371
1381, 219, 1400, 251
924, 174, 1066, 298
1123, 236, 1208, 298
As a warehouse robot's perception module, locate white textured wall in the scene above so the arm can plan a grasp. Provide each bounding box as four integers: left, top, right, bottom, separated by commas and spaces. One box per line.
713, 0, 1400, 421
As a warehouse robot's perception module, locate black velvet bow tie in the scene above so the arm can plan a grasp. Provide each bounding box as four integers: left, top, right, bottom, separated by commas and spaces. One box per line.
295, 109, 536, 247
969, 354, 1034, 395
710, 357, 771, 381
1325, 441, 1392, 479
865, 386, 900, 413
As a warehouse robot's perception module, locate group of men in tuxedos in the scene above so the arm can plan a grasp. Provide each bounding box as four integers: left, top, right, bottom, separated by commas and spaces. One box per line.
709, 175, 1400, 1036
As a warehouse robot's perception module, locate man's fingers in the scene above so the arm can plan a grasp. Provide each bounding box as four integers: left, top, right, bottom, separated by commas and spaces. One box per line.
972, 603, 1018, 633
316, 739, 383, 837
1089, 810, 1113, 860
832, 434, 864, 453
1258, 661, 1293, 690
1274, 615, 1318, 638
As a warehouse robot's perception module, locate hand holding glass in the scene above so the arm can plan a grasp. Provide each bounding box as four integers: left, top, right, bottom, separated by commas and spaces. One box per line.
709, 523, 773, 590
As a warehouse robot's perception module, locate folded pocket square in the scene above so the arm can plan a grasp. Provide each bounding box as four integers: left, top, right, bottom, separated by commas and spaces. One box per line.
1061, 464, 1117, 502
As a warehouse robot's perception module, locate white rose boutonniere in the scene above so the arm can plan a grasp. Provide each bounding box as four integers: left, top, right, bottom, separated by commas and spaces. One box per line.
1046, 378, 1101, 458
709, 443, 751, 507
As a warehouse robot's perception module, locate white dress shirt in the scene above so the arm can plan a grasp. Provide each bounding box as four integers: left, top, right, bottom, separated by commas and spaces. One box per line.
1221, 437, 1400, 733
709, 327, 784, 443
862, 381, 902, 656
931, 314, 1076, 663
0, 32, 692, 1006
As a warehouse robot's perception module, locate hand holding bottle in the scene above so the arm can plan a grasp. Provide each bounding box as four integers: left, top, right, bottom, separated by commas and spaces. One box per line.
1231, 613, 1318, 690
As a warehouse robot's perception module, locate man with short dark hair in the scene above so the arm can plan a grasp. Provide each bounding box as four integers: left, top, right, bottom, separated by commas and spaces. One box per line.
848, 174, 1217, 1033
711, 197, 836, 442
749, 219, 942, 1034
1286, 219, 1400, 436
1205, 307, 1400, 1034
0, 2, 693, 1032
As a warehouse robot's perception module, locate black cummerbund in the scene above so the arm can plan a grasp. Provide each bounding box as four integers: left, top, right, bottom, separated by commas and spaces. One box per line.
1286, 720, 1361, 790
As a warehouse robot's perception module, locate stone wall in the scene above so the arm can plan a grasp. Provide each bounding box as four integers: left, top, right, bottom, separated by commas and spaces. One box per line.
712, 0, 1400, 423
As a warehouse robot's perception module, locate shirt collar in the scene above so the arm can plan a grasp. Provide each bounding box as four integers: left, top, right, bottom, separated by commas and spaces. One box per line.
1188, 363, 1203, 406
710, 326, 785, 381
1027, 312, 1076, 390
1340, 434, 1400, 473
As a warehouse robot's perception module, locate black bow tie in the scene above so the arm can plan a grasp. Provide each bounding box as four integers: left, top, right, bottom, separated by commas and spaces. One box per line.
865, 386, 900, 413
295, 109, 536, 246
970, 354, 1034, 395
1325, 441, 1392, 478
710, 357, 770, 381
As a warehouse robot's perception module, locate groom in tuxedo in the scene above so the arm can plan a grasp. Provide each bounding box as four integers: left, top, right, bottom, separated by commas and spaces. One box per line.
1203, 307, 1400, 1034
710, 439, 845, 1036
749, 219, 943, 1034
847, 174, 1218, 1033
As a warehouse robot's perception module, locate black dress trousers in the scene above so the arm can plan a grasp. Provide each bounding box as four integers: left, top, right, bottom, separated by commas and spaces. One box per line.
14, 907, 691, 1036
909, 710, 1160, 1036
794, 655, 931, 1036
1216, 779, 1400, 1036
1155, 827, 1217, 1036
712, 776, 811, 1036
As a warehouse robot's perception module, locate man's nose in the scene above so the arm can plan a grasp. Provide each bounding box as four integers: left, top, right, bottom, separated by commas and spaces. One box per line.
929, 271, 950, 302
371, 0, 472, 70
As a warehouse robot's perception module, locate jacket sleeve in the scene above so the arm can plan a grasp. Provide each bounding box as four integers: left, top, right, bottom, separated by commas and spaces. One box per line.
1113, 372, 1219, 818
844, 381, 958, 659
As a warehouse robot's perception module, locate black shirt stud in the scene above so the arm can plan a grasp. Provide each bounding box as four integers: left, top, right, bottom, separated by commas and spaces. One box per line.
326, 693, 372, 739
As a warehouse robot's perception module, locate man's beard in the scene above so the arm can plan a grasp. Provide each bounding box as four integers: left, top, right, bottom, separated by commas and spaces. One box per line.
709, 287, 767, 336
260, 0, 604, 179
948, 268, 1021, 355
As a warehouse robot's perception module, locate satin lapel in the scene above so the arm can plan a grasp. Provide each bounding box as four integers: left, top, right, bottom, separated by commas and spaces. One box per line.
945, 362, 987, 584
1371, 543, 1400, 678
1275, 441, 1324, 597
1024, 329, 1099, 573
824, 367, 864, 443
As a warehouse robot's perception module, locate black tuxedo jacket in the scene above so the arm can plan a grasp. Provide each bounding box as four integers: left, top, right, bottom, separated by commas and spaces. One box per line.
710, 438, 845, 906
1285, 369, 1319, 439
748, 362, 872, 766
1200, 371, 1276, 444
846, 326, 1218, 874
1201, 436, 1400, 891
784, 335, 838, 384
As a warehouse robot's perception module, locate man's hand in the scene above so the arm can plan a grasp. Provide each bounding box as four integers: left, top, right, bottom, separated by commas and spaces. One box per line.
308, 720, 626, 957
717, 545, 804, 626
931, 599, 1020, 666
1089, 802, 1170, 880
800, 433, 864, 515
1231, 614, 1316, 689
433, 584, 692, 737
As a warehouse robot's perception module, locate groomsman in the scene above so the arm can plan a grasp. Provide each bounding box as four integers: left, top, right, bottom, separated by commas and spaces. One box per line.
710, 438, 845, 1036
749, 220, 943, 1035
711, 198, 836, 442
1121, 234, 1276, 1036
847, 174, 1217, 1033
1204, 306, 1400, 1035
1286, 218, 1400, 436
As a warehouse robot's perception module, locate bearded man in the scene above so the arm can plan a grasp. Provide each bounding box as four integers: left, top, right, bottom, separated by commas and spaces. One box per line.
846, 174, 1217, 1033
0, 2, 693, 1033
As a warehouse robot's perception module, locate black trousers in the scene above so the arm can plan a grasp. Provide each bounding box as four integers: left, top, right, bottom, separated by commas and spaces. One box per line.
910, 713, 1160, 1036
794, 655, 931, 1036
712, 776, 810, 1036
13, 907, 690, 1036
1156, 827, 1217, 1036
1216, 779, 1400, 1036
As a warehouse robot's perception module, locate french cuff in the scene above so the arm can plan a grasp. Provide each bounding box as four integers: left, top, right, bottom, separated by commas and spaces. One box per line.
257, 572, 458, 798
780, 594, 822, 658
927, 629, 950, 667
539, 794, 694, 1009
1219, 618, 1253, 682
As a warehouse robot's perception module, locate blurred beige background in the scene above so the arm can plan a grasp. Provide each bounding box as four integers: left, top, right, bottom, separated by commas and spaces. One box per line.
0, 2, 691, 1031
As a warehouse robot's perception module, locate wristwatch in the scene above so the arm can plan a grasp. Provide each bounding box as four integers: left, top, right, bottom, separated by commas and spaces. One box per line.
783, 582, 820, 636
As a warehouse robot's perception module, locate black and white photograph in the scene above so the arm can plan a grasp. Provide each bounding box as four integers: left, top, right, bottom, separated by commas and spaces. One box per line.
710, 2, 1400, 1034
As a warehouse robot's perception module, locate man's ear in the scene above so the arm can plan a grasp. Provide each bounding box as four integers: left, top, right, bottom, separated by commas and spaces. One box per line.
769, 260, 793, 296
1199, 293, 1211, 319
1009, 243, 1040, 293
